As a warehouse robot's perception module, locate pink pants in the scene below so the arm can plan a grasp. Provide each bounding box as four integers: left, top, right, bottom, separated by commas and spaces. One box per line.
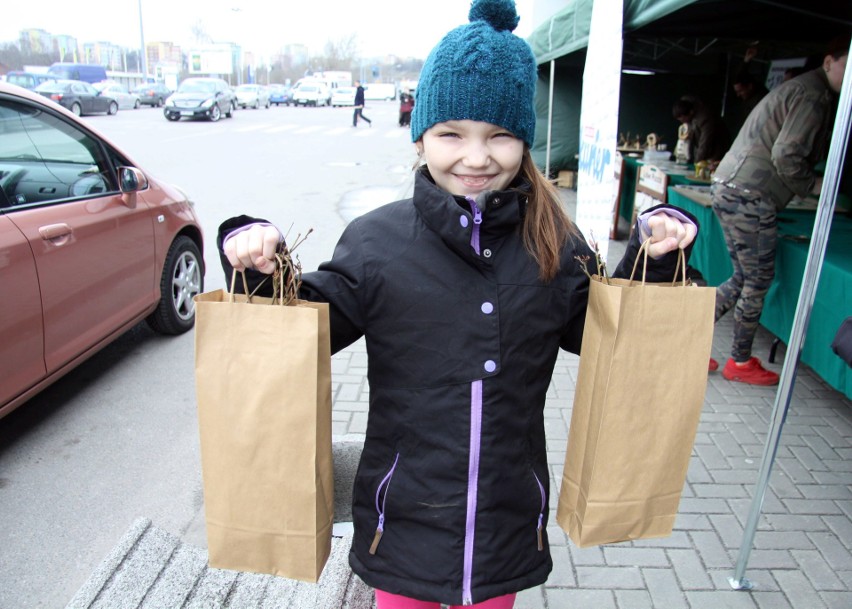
375, 589, 516, 609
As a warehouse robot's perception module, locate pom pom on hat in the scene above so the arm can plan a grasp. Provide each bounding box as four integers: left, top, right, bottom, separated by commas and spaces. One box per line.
410, 0, 537, 147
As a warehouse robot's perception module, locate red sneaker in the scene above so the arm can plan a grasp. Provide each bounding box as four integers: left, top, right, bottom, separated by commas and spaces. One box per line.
722, 357, 779, 386
709, 358, 719, 372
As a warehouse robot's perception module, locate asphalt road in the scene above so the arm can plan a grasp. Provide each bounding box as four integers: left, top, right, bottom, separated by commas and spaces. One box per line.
0, 98, 415, 609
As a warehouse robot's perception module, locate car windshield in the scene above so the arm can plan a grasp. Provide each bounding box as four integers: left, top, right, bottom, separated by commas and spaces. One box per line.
179, 81, 216, 94
237, 85, 258, 92
301, 86, 317, 92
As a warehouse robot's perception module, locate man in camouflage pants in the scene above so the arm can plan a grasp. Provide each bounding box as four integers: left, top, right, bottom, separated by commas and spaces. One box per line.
710, 36, 848, 385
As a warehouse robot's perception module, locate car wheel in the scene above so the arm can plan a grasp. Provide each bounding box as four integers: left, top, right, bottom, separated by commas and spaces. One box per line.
146, 236, 203, 335
165, 113, 180, 121
265, 100, 270, 109
108, 101, 118, 115
156, 97, 163, 107
209, 104, 222, 122
225, 102, 234, 118
134, 99, 140, 109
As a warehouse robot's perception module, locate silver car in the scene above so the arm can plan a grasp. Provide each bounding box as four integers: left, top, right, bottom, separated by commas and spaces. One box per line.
234, 84, 271, 109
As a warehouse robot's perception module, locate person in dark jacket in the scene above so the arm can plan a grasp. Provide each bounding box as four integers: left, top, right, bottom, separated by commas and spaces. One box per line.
353, 80, 372, 127
398, 88, 414, 127
671, 96, 730, 166
219, 1, 698, 607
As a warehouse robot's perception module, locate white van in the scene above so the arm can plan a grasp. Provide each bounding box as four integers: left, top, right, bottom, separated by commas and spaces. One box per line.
364, 83, 397, 101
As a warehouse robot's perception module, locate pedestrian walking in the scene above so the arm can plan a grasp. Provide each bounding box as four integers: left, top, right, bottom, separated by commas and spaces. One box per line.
353, 80, 372, 127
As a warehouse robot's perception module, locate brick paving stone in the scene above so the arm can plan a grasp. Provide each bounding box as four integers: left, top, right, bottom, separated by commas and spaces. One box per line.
751, 591, 793, 609
547, 545, 576, 588
567, 543, 605, 566
773, 569, 827, 609
821, 590, 852, 609
577, 566, 643, 589
791, 549, 846, 591
782, 499, 846, 515
753, 531, 814, 550
668, 548, 713, 589
643, 568, 689, 609
543, 587, 616, 609
763, 514, 829, 532
807, 532, 852, 571
823, 515, 852, 550
693, 483, 750, 499
614, 589, 653, 609
707, 514, 743, 548
741, 550, 797, 569
602, 547, 669, 568
690, 531, 734, 569
711, 469, 764, 485
685, 590, 760, 608
799, 484, 852, 501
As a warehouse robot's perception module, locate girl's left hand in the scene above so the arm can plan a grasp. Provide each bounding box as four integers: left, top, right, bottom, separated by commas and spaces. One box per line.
645, 213, 697, 258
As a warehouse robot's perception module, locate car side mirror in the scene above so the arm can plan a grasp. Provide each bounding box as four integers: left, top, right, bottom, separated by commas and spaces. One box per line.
119, 166, 148, 193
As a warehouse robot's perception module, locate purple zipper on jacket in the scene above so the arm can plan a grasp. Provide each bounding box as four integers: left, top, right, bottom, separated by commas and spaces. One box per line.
466, 197, 482, 255
462, 379, 484, 605
534, 471, 546, 551
369, 453, 400, 555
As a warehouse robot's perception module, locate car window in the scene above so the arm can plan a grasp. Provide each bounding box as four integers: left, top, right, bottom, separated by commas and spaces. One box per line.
0, 100, 115, 208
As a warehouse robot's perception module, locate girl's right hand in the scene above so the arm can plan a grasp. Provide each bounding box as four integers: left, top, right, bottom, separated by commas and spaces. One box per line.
224, 224, 282, 274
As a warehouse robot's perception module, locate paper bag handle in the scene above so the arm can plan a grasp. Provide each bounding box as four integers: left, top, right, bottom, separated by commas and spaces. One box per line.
629, 238, 687, 287
228, 269, 273, 303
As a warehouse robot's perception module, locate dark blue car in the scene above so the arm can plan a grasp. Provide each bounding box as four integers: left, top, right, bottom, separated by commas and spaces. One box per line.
268, 84, 293, 106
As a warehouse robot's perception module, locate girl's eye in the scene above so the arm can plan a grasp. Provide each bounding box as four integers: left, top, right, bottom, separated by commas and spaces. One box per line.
438, 132, 460, 138
493, 132, 514, 139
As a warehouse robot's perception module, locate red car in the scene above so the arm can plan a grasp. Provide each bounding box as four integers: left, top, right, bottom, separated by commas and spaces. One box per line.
0, 82, 205, 419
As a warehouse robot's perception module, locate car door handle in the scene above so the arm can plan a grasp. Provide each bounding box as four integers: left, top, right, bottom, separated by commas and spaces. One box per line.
39, 223, 72, 240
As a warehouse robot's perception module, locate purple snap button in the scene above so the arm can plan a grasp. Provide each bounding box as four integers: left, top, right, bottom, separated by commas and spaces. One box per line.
481, 302, 494, 314
484, 360, 497, 373
460, 216, 469, 228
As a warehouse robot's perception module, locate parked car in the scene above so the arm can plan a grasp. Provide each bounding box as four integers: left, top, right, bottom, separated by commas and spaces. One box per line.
163, 77, 235, 122
94, 82, 141, 110
268, 84, 293, 106
330, 86, 356, 107
293, 82, 330, 107
0, 82, 205, 419
234, 84, 271, 109
33, 79, 118, 116
5, 71, 56, 90
133, 82, 171, 107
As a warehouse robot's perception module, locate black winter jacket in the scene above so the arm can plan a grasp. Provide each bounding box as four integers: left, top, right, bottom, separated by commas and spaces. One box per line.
217, 169, 695, 605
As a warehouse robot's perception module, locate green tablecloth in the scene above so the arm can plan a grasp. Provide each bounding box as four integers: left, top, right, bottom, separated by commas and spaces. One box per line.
668, 186, 852, 399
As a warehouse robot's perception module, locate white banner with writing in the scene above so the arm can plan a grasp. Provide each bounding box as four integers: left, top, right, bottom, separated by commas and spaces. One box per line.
575, 0, 624, 263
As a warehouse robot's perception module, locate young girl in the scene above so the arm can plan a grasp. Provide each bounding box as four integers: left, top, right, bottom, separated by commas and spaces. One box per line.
219, 1, 697, 607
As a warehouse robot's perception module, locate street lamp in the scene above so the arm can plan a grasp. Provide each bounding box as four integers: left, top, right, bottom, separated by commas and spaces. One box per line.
137, 0, 147, 78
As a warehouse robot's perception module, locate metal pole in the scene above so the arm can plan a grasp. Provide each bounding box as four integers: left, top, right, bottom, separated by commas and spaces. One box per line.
546, 59, 555, 178
730, 44, 852, 590
137, 0, 147, 78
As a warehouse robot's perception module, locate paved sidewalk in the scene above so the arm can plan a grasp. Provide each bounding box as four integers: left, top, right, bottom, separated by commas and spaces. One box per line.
68, 189, 851, 608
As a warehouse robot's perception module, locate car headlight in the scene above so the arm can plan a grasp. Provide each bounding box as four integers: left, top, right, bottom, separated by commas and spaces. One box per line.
201, 98, 216, 108
164, 95, 176, 106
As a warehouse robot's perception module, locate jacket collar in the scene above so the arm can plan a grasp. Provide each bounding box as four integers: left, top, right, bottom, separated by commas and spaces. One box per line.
412, 168, 528, 253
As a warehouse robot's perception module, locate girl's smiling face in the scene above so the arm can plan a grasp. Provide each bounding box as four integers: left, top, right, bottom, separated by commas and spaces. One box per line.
418, 120, 525, 197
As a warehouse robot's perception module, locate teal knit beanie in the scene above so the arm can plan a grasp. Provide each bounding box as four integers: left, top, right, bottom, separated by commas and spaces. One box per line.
410, 0, 537, 147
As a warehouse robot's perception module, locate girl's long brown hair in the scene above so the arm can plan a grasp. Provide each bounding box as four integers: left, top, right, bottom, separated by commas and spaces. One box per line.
517, 150, 579, 282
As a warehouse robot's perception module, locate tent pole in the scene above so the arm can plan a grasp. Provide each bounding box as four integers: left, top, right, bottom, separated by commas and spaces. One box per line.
729, 44, 852, 591
546, 60, 555, 178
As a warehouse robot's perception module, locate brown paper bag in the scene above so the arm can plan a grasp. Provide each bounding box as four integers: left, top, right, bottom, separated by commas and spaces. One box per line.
193, 272, 334, 582
556, 247, 715, 547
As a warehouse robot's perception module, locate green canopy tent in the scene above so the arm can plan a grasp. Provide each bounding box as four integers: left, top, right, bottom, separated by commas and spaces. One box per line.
527, 0, 851, 592
528, 0, 850, 174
